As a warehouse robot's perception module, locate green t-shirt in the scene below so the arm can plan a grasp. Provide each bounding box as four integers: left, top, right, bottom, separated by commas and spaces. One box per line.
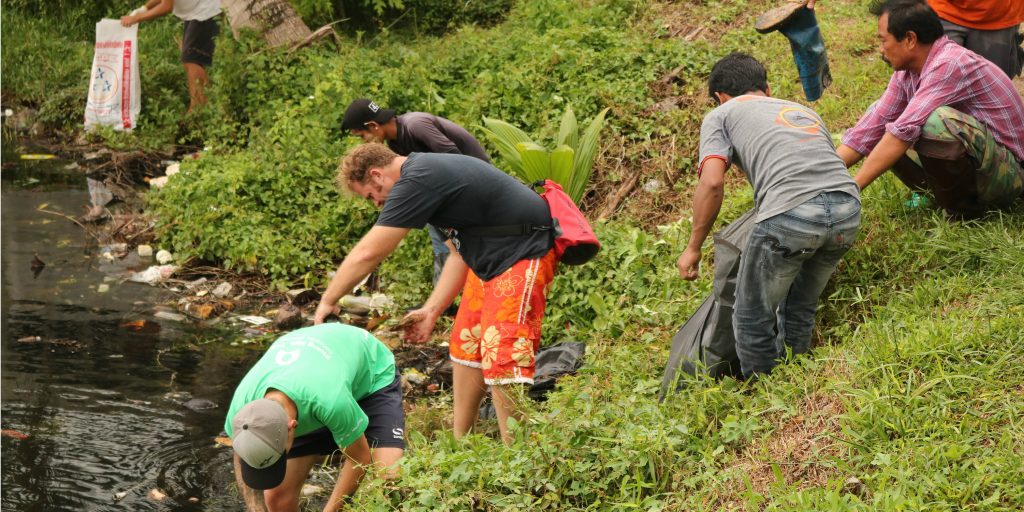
224, 323, 396, 449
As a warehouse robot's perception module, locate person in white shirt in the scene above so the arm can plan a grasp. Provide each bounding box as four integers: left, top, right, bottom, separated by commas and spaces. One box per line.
121, 0, 221, 112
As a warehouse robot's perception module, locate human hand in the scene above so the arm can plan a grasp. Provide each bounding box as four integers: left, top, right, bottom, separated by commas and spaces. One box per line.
120, 15, 137, 27
677, 247, 702, 280
807, 0, 816, 9
313, 299, 340, 324
401, 308, 436, 344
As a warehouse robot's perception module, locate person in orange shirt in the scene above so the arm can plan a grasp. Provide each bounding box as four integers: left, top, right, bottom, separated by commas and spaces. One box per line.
927, 0, 1023, 77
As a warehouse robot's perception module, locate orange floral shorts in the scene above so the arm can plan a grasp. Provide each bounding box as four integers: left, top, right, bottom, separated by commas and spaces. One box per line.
450, 249, 558, 385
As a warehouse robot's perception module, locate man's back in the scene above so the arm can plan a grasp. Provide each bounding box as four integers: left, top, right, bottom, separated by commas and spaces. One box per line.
224, 324, 396, 443
375, 153, 553, 280
389, 112, 490, 162
699, 96, 859, 222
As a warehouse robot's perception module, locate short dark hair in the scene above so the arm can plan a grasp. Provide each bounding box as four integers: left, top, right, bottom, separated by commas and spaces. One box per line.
707, 52, 769, 103
870, 0, 943, 44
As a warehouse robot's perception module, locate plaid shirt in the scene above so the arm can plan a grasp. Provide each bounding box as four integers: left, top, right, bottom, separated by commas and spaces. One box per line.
843, 36, 1024, 163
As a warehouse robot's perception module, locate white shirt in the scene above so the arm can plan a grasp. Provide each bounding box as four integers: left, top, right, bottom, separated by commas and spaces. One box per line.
173, 0, 221, 21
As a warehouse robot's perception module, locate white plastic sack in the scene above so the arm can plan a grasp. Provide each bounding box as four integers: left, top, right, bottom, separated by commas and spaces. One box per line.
85, 19, 141, 131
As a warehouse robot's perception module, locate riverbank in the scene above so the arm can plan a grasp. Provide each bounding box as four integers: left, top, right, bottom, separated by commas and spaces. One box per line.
0, 142, 455, 510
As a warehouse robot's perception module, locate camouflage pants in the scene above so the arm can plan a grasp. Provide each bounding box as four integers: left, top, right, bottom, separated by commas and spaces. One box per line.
893, 106, 1024, 213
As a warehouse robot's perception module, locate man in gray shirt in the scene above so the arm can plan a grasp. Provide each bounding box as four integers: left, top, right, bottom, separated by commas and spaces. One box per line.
341, 99, 490, 293
677, 52, 861, 378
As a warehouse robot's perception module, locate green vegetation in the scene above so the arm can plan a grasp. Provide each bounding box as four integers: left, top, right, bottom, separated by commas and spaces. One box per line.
4, 0, 1023, 509
481, 105, 610, 202
1, 0, 187, 143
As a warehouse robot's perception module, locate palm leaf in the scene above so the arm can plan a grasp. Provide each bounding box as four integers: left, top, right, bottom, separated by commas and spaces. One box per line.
569, 107, 610, 202
549, 144, 575, 190
516, 142, 551, 184
479, 117, 535, 175
556, 105, 579, 150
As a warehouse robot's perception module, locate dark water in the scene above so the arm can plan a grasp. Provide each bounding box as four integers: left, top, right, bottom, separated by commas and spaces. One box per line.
1, 140, 252, 511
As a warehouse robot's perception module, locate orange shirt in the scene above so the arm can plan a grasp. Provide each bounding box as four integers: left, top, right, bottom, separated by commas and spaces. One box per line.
928, 0, 1024, 30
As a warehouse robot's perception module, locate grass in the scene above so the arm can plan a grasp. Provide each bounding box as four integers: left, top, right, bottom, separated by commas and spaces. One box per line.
340, 179, 1024, 511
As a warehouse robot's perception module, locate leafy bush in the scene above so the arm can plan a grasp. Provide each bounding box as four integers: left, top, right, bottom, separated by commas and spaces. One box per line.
481, 105, 609, 202
141, 0, 704, 294
292, 0, 514, 34
396, 0, 516, 34
147, 132, 368, 282
3, 0, 136, 40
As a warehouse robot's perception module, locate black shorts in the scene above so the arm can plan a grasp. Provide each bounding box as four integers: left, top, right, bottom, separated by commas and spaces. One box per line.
181, 17, 219, 68
287, 373, 406, 458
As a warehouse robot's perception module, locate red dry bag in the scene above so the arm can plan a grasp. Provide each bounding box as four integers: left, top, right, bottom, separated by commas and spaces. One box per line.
537, 179, 600, 265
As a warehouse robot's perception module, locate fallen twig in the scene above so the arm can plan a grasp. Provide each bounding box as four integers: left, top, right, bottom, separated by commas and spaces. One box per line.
598, 170, 642, 221
37, 206, 92, 233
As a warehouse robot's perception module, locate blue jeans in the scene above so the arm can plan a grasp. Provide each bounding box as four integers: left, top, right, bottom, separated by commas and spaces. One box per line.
733, 191, 860, 377
428, 225, 451, 286
428, 224, 450, 256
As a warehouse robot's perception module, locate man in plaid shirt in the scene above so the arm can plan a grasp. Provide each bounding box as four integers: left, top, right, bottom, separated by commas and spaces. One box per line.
838, 0, 1024, 218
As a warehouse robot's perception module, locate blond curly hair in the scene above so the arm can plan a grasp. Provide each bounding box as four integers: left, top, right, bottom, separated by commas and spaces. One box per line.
336, 143, 398, 190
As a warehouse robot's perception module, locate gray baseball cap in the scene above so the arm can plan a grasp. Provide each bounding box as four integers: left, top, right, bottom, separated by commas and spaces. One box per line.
231, 399, 289, 490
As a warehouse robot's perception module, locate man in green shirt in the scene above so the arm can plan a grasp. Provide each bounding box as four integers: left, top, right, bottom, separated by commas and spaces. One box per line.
225, 323, 404, 511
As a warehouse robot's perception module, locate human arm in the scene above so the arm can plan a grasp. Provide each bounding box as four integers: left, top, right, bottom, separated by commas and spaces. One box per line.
841, 74, 911, 162
232, 454, 270, 512
403, 240, 468, 343
851, 132, 912, 189
121, 0, 172, 26
837, 144, 864, 168
314, 226, 411, 324
852, 61, 973, 190
323, 435, 373, 512
678, 158, 726, 280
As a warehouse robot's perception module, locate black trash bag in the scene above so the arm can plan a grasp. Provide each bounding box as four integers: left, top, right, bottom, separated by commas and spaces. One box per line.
479, 340, 587, 419
528, 341, 586, 401
660, 210, 756, 399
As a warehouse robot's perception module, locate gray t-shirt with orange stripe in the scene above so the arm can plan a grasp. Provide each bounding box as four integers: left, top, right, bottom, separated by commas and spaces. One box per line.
698, 95, 859, 222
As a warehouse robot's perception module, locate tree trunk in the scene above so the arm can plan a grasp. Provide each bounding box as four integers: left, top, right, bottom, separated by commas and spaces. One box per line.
221, 0, 312, 49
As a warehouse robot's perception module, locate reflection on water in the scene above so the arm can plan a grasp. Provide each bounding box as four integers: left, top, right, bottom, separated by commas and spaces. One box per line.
1, 139, 253, 511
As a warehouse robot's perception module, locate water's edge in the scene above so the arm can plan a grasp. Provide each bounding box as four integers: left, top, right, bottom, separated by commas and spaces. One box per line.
1, 139, 251, 511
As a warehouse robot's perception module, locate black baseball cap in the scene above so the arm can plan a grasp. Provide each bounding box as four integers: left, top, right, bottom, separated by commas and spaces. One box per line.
341, 99, 396, 131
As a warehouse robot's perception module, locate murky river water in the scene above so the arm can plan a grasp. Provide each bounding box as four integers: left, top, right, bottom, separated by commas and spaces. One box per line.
1, 140, 252, 510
